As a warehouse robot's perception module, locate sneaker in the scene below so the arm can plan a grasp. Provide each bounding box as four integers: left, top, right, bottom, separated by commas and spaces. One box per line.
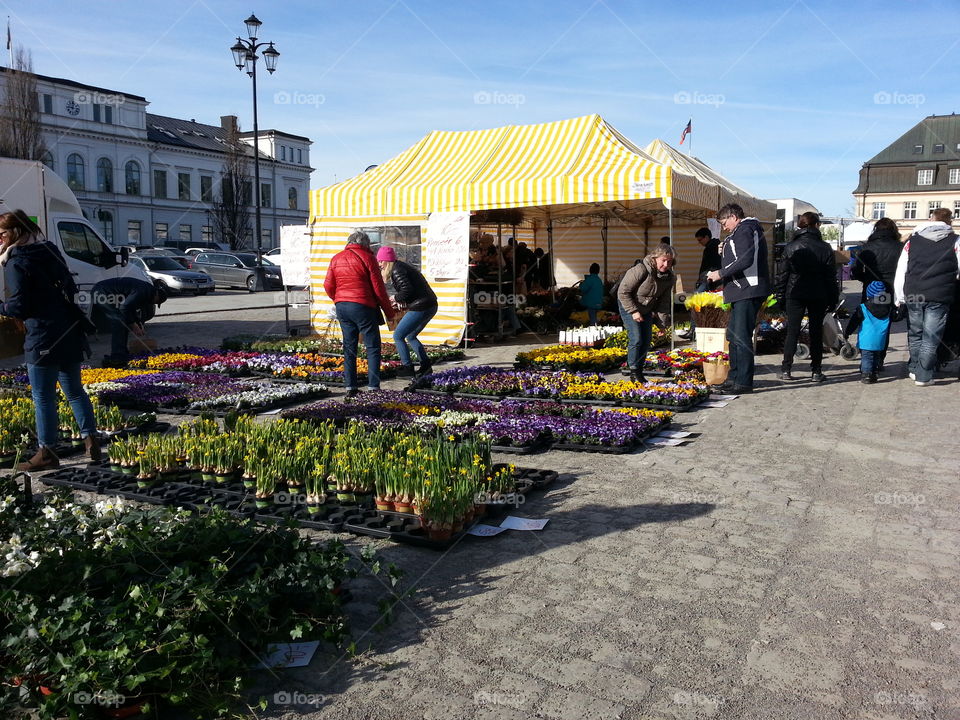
811, 372, 826, 383
629, 372, 647, 384
395, 364, 415, 377
908, 372, 916, 380
861, 373, 878, 384
776, 369, 793, 381
915, 379, 934, 387
726, 384, 754, 394
344, 388, 359, 399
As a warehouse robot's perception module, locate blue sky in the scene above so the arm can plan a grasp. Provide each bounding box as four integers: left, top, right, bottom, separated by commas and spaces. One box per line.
8, 0, 959, 216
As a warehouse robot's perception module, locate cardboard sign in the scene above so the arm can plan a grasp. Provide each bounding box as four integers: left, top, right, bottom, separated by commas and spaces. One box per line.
425, 212, 469, 280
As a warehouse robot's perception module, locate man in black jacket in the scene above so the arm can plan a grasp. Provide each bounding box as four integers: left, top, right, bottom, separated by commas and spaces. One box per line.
695, 227, 722, 291
91, 277, 167, 368
706, 203, 770, 392
894, 207, 960, 386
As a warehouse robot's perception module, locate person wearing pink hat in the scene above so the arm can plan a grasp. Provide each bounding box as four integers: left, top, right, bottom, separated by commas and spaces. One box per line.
377, 245, 438, 378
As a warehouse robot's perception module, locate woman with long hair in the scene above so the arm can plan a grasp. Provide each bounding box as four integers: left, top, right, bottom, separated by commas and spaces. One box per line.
0, 209, 100, 470
377, 246, 438, 378
774, 211, 840, 382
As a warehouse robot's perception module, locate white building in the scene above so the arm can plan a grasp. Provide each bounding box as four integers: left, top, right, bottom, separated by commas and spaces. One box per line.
0, 67, 311, 249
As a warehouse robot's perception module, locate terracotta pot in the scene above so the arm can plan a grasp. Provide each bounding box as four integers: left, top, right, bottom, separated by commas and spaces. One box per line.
427, 525, 452, 542
393, 501, 414, 514
375, 497, 395, 512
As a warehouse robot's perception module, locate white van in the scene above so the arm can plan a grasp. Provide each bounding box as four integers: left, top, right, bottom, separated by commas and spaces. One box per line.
0, 158, 150, 309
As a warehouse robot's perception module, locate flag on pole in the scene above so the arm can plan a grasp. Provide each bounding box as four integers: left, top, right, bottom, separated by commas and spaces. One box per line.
680, 119, 692, 145
6, 19, 11, 51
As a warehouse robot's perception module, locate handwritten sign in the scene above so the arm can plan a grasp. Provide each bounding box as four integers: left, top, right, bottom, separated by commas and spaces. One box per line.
499, 516, 549, 531
279, 225, 311, 287
630, 180, 655, 195
426, 211, 469, 280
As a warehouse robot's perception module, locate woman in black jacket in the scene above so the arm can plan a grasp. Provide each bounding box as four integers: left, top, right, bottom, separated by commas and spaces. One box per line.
0, 210, 100, 470
774, 212, 840, 382
377, 246, 438, 377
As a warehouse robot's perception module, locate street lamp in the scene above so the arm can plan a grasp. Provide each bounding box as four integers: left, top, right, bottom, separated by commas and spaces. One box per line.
230, 13, 279, 290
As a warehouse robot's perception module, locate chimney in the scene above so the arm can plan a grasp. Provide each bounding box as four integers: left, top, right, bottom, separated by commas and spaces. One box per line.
220, 115, 238, 133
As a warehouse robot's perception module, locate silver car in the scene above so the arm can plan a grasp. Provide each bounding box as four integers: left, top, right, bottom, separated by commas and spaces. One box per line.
129, 256, 215, 296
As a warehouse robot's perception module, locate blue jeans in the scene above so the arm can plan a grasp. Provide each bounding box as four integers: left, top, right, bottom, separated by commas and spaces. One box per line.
618, 300, 653, 373
98, 301, 130, 360
586, 307, 598, 326
336, 302, 382, 390
906, 302, 950, 383
27, 362, 97, 448
393, 307, 437, 365
861, 349, 881, 375
726, 296, 763, 387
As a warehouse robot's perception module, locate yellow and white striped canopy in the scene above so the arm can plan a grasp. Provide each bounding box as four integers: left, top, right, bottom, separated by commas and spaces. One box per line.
312, 115, 682, 220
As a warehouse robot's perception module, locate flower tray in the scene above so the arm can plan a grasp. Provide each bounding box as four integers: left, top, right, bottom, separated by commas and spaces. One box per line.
558, 397, 622, 407
339, 508, 470, 550
411, 387, 454, 397
453, 392, 507, 401
491, 438, 551, 455
618, 397, 706, 412
550, 440, 638, 454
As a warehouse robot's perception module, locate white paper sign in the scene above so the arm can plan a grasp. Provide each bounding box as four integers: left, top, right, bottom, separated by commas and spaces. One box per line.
700, 400, 730, 408
630, 180, 655, 194
259, 641, 320, 669
279, 225, 311, 287
499, 516, 549, 531
710, 394, 739, 401
467, 524, 508, 537
656, 430, 693, 439
426, 211, 470, 280
646, 437, 687, 446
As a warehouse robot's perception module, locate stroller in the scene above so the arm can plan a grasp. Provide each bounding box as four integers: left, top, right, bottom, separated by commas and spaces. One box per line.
788, 306, 857, 361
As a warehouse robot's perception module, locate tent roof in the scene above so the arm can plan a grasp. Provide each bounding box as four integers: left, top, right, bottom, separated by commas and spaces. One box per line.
311, 115, 722, 221
643, 139, 777, 222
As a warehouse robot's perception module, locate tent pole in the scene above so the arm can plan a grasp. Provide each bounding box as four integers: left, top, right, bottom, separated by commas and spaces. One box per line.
668, 202, 675, 351
602, 216, 609, 285
547, 218, 555, 304
497, 223, 503, 339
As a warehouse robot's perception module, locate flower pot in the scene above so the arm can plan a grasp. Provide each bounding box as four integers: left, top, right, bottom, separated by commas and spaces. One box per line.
214, 473, 231, 485
393, 500, 414, 514
255, 498, 272, 510
121, 465, 136, 476
109, 464, 123, 473
426, 525, 452, 542
306, 502, 325, 515
201, 472, 215, 483
375, 497, 395, 512
242, 475, 256, 490
136, 475, 155, 489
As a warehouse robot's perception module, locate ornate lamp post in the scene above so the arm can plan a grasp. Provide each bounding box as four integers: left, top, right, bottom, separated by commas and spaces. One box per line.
230, 14, 279, 290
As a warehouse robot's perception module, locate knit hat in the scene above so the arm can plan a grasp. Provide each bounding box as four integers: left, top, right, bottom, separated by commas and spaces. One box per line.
866, 281, 886, 299
376, 246, 397, 262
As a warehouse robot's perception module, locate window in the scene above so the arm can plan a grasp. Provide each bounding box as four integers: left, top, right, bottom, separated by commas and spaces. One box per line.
297, 148, 302, 164
125, 161, 141, 195
949, 168, 960, 184
177, 172, 191, 201
934, 143, 945, 153
954, 201, 960, 219
96, 158, 113, 193
179, 224, 192, 241
99, 210, 113, 244
871, 202, 885, 220
281, 145, 286, 161
41, 151, 54, 172
903, 201, 917, 219
357, 225, 423, 270
57, 221, 110, 266
155, 222, 168, 242
66, 153, 85, 191
128, 220, 142, 244
261, 228, 272, 247
260, 183, 272, 208
288, 187, 298, 210
153, 169, 167, 199
93, 104, 100, 123
913, 144, 924, 154
41, 94, 52, 114
918, 169, 934, 185
201, 226, 213, 243
200, 176, 213, 202
928, 201, 942, 214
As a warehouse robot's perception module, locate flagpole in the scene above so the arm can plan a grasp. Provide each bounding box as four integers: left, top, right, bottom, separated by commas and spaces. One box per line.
687, 117, 692, 156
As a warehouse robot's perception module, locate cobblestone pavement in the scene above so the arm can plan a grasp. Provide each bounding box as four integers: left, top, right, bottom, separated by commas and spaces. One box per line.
6, 289, 958, 719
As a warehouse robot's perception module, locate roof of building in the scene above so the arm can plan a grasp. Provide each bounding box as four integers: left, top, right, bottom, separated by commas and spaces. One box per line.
0, 66, 147, 102
239, 129, 311, 144
864, 114, 960, 165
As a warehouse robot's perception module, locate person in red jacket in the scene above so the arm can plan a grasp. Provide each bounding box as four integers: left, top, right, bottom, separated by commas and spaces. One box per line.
324, 231, 395, 396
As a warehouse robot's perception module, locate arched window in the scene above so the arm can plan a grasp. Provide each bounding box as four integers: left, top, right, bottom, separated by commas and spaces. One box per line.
288, 186, 298, 210
125, 161, 141, 195
96, 158, 113, 193
41, 151, 55, 171
66, 153, 85, 191
99, 210, 114, 244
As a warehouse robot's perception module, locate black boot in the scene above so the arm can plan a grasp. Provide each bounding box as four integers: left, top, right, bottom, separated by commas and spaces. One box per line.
395, 364, 416, 378
415, 361, 433, 379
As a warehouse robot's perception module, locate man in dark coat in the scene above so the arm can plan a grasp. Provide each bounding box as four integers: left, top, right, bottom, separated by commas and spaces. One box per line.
92, 276, 167, 368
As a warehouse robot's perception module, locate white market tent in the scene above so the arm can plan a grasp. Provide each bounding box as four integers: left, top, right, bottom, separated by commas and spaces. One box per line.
308, 114, 775, 344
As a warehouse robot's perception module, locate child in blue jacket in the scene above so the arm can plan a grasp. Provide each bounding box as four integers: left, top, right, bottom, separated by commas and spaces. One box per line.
844, 281, 893, 384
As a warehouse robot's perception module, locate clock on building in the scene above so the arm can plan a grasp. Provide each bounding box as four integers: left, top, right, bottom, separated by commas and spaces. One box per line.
65, 99, 81, 116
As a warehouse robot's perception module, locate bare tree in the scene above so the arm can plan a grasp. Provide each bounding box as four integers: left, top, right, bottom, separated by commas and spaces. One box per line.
209, 121, 252, 251
0, 47, 46, 160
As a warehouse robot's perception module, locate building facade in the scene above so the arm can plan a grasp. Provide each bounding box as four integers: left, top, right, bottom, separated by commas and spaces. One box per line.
853, 113, 960, 233
0, 67, 312, 249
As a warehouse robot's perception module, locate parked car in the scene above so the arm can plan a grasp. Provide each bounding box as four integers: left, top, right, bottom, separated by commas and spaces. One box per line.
128, 256, 215, 295
134, 247, 195, 269
190, 251, 283, 291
